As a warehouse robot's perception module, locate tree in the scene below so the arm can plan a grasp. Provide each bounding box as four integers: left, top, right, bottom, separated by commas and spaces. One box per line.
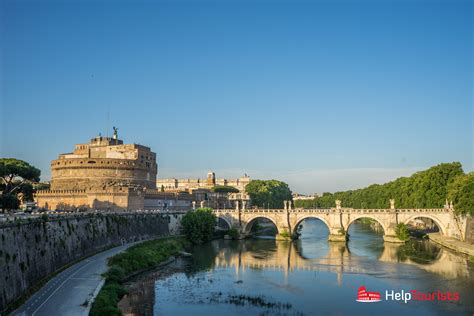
181, 208, 217, 244
0, 158, 41, 211
211, 185, 239, 193
447, 173, 474, 215
245, 180, 292, 208
294, 162, 465, 209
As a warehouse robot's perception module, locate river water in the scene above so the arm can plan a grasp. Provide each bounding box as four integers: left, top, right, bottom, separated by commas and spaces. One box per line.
120, 219, 474, 315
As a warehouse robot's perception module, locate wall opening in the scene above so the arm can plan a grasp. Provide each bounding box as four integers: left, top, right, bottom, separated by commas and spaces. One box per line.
245, 217, 278, 238
347, 217, 385, 260
293, 218, 330, 259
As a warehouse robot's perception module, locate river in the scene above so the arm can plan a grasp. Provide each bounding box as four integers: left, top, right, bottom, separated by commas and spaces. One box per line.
119, 219, 474, 315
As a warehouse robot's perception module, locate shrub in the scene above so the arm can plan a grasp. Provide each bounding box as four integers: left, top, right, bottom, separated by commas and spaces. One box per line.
228, 228, 239, 239
181, 208, 216, 244
395, 223, 410, 241
279, 230, 291, 238
104, 265, 126, 283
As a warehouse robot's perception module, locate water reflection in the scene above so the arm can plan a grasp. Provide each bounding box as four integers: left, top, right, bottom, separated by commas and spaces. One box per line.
119, 220, 474, 315
206, 220, 471, 280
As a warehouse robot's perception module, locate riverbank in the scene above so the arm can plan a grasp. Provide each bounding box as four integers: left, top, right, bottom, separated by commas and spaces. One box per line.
11, 242, 140, 316
89, 237, 189, 316
428, 233, 474, 256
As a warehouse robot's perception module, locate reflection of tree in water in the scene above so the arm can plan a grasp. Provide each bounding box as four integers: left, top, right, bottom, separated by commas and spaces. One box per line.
186, 240, 219, 273
396, 239, 441, 264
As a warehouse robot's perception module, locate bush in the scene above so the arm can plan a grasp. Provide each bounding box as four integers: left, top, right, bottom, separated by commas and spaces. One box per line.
228, 228, 239, 239
104, 265, 126, 283
279, 230, 291, 238
181, 208, 216, 244
395, 223, 410, 241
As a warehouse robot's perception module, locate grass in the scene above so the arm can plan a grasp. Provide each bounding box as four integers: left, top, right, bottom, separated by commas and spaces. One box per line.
89, 237, 188, 316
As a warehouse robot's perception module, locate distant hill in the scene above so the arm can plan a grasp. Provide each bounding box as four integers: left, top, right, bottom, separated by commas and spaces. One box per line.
295, 162, 473, 215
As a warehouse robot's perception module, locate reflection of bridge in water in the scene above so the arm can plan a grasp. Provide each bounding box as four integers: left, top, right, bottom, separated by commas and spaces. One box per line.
212, 240, 470, 285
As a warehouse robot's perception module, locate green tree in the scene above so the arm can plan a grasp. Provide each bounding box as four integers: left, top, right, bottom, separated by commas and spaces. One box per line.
0, 194, 20, 210
245, 180, 292, 208
294, 162, 465, 209
447, 173, 474, 215
181, 208, 217, 244
0, 158, 41, 211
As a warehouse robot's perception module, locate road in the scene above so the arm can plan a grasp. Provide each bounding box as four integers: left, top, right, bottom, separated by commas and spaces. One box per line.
11, 243, 136, 316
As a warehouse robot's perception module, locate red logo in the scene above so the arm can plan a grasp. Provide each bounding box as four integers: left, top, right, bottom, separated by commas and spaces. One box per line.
356, 286, 382, 303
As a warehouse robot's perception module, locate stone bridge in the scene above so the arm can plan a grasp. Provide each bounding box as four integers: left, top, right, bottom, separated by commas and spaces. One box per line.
212, 200, 467, 242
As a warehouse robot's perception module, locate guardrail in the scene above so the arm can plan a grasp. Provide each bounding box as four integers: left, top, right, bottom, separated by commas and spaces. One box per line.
212, 207, 449, 214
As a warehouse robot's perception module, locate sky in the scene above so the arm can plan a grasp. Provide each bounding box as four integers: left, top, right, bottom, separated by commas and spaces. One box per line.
1, 0, 472, 194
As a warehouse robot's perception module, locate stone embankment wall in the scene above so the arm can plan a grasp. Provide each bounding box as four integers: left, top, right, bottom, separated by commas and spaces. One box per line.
0, 212, 183, 312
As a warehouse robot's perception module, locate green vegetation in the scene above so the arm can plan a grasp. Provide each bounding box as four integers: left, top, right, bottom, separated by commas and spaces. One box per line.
468, 256, 474, 263
245, 180, 292, 208
357, 218, 376, 225
395, 223, 410, 241
90, 237, 187, 316
0, 158, 41, 211
181, 208, 217, 244
447, 172, 474, 215
295, 163, 472, 214
396, 239, 440, 264
211, 185, 239, 193
227, 228, 240, 239
279, 230, 291, 238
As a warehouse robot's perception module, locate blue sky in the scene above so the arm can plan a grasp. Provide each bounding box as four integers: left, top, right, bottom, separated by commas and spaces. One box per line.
1, 0, 472, 194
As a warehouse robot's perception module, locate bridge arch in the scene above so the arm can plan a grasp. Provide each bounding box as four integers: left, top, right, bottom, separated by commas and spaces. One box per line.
243, 215, 280, 234
293, 216, 331, 234
346, 215, 387, 235
403, 214, 446, 235
216, 216, 232, 230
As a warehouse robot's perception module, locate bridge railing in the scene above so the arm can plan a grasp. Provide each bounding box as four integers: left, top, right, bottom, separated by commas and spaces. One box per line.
212, 207, 450, 213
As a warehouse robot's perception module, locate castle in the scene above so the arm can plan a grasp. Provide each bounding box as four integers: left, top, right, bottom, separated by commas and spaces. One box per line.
35, 132, 191, 211
35, 131, 250, 211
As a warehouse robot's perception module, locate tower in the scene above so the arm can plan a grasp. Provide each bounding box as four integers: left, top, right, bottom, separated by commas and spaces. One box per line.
207, 171, 216, 186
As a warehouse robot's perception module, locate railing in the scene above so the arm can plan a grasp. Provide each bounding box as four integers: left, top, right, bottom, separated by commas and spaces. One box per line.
212, 207, 449, 214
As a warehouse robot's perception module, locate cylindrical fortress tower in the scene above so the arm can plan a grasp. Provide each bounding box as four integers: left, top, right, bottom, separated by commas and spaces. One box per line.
49, 136, 157, 190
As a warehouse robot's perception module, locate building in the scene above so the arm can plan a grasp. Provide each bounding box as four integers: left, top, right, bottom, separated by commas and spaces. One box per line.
157, 172, 251, 192
35, 132, 192, 211
49, 134, 157, 191
292, 193, 318, 201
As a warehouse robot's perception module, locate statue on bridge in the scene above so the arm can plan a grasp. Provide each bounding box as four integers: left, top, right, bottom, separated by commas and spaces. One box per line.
390, 199, 395, 210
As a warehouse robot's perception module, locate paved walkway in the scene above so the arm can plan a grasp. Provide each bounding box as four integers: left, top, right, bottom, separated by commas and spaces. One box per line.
11, 243, 136, 316
428, 233, 474, 256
